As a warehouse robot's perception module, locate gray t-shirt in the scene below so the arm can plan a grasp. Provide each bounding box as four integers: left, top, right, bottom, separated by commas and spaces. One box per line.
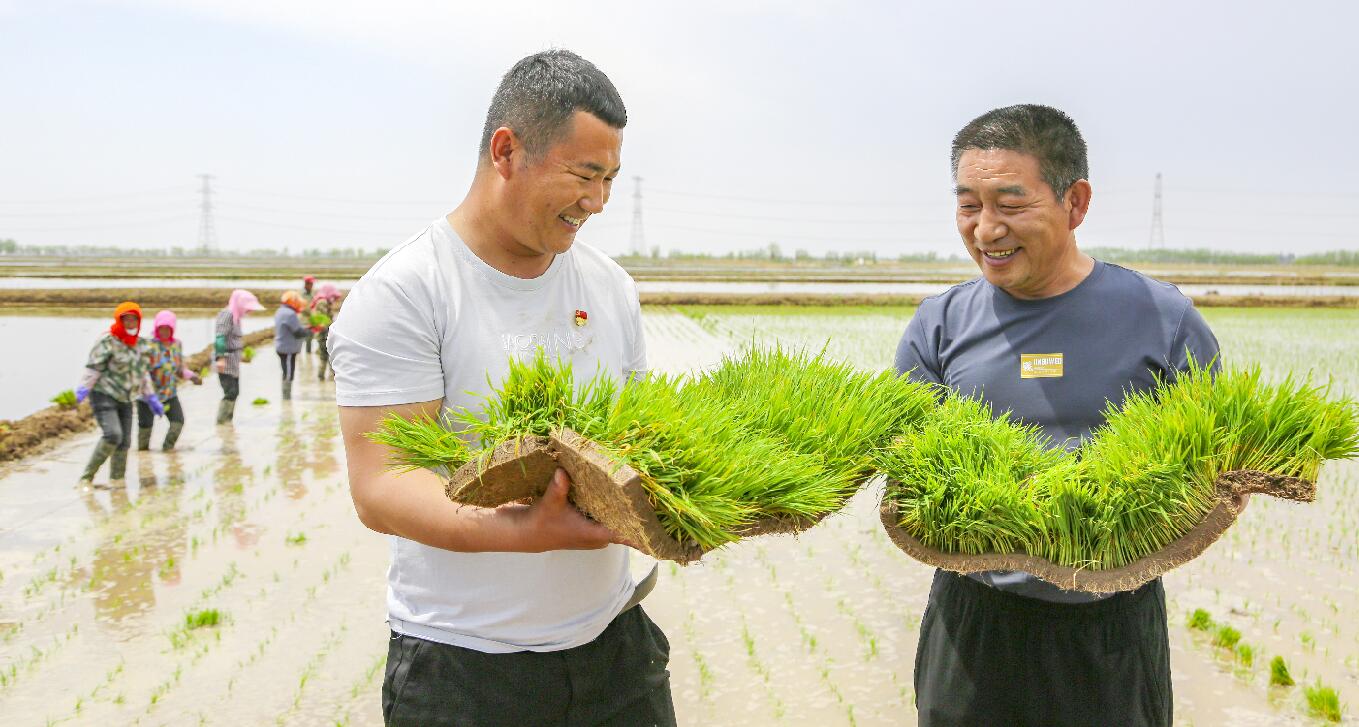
894, 259, 1220, 603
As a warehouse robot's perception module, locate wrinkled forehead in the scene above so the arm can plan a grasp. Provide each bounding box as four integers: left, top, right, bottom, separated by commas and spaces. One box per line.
955, 149, 1043, 191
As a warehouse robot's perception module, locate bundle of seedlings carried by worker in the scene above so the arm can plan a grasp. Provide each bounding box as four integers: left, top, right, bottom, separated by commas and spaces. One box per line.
242, 345, 256, 363
50, 389, 78, 410
877, 362, 1359, 593
371, 347, 936, 562
308, 312, 332, 328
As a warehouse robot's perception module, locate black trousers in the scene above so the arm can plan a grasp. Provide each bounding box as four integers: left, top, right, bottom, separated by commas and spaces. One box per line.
915, 570, 1172, 727
137, 395, 184, 427
90, 391, 132, 450
278, 352, 297, 381
383, 606, 675, 727
219, 373, 239, 401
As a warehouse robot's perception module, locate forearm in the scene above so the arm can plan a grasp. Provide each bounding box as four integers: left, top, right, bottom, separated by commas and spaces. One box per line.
349, 466, 534, 553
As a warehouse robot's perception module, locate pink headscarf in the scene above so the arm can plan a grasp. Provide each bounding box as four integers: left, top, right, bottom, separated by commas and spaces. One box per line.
153, 310, 177, 342
227, 289, 263, 325
314, 283, 341, 302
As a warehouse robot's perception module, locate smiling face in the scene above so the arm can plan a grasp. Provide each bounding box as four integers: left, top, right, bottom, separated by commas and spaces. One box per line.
954, 148, 1092, 299
501, 110, 622, 257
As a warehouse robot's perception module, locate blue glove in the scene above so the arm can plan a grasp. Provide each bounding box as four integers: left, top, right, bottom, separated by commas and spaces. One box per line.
75, 386, 91, 404
143, 395, 165, 417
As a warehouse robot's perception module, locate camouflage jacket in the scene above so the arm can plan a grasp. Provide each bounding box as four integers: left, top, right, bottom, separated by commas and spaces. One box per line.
85, 333, 150, 403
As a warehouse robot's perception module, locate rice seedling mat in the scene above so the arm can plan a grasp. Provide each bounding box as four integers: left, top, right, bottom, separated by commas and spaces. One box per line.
445, 428, 830, 563
879, 468, 1315, 594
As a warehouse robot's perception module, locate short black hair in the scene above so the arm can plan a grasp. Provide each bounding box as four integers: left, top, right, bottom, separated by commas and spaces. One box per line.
479, 49, 627, 161
951, 104, 1089, 198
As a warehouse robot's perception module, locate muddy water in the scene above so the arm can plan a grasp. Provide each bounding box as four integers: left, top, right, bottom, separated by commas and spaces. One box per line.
0, 314, 275, 420
1, 309, 1356, 725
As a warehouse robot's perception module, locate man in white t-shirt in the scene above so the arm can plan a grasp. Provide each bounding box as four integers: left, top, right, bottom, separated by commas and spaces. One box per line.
330, 50, 674, 726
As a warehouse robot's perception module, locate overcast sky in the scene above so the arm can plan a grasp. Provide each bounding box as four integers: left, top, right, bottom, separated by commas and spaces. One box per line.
2, 0, 1356, 258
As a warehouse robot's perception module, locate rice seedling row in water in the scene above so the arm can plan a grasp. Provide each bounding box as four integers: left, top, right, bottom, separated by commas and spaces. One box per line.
878, 362, 1359, 571
373, 348, 936, 550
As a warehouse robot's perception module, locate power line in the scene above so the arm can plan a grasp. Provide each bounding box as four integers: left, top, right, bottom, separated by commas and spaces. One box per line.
216, 185, 449, 206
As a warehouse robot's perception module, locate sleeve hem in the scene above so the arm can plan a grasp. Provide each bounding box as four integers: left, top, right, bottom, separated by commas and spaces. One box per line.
335, 385, 446, 408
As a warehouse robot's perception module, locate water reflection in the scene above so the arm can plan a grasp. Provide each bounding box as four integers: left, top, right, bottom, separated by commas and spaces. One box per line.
276, 404, 307, 500
81, 456, 187, 627
214, 429, 260, 549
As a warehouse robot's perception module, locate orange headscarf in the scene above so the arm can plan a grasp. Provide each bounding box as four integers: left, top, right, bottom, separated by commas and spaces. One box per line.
281, 290, 305, 312
110, 301, 141, 347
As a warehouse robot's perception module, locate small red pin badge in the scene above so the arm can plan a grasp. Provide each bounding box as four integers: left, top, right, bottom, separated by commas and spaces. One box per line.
574, 309, 588, 327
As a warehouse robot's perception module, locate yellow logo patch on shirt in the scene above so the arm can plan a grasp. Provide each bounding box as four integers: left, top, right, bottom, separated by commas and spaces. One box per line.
1020, 353, 1064, 379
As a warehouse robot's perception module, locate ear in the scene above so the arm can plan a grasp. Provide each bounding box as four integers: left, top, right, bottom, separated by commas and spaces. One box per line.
488, 127, 520, 180
1064, 179, 1092, 230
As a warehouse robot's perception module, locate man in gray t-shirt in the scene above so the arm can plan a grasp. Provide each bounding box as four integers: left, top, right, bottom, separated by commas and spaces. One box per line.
895, 105, 1220, 727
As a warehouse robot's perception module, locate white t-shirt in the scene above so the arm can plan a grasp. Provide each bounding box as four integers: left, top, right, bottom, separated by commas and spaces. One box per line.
329, 215, 647, 653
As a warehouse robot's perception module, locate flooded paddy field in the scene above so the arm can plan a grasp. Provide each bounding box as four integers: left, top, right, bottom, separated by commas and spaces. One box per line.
1, 307, 1356, 725
0, 314, 274, 420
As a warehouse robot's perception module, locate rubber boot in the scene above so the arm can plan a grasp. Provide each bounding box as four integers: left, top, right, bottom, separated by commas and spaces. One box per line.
80, 440, 116, 482
109, 448, 129, 482
137, 426, 153, 451
216, 399, 236, 425
282, 380, 292, 401
162, 421, 184, 450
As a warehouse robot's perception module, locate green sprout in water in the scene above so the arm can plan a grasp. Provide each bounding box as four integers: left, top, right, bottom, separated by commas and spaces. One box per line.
184, 609, 222, 630
1269, 655, 1295, 687
1212, 624, 1241, 650
252, 397, 269, 406
285, 532, 307, 546
1187, 609, 1213, 631
1305, 681, 1343, 723
1233, 643, 1254, 668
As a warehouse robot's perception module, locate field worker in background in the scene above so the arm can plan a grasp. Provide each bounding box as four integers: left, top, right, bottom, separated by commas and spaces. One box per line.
301, 275, 316, 354
274, 291, 309, 401
330, 50, 671, 726
76, 301, 162, 484
309, 282, 341, 381
895, 105, 1229, 727
213, 289, 263, 425
137, 309, 201, 451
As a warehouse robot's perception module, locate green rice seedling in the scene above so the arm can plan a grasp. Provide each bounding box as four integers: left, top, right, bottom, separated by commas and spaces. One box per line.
880, 361, 1359, 570
368, 412, 472, 474
1234, 643, 1255, 668
184, 609, 222, 629
1212, 624, 1241, 650
242, 346, 256, 363
252, 397, 269, 406
50, 390, 77, 410
308, 312, 331, 328
1187, 608, 1214, 631
1269, 655, 1295, 687
285, 532, 307, 546
376, 347, 928, 551
1305, 681, 1343, 722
